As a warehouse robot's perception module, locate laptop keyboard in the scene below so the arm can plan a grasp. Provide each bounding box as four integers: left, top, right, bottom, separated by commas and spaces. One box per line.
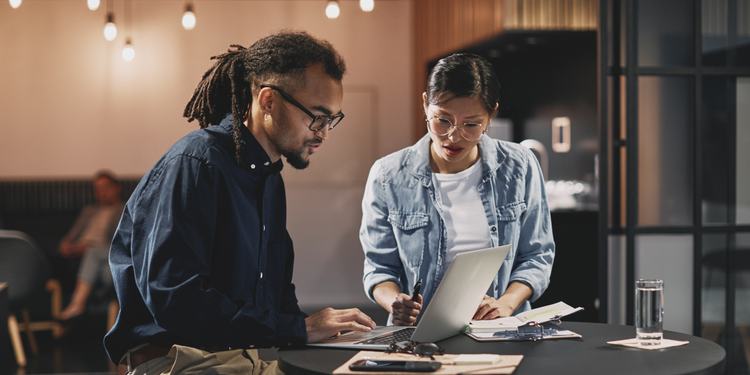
356, 327, 415, 345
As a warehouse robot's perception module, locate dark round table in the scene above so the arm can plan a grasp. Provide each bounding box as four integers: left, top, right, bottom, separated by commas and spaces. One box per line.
278, 322, 726, 375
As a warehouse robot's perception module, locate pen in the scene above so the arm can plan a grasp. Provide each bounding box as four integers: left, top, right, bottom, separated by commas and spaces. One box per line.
412, 279, 422, 300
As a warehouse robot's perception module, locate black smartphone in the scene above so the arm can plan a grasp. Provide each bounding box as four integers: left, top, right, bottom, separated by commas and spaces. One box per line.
349, 359, 441, 372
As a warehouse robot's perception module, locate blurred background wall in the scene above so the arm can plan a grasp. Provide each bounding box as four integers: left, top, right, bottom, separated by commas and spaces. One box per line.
0, 0, 599, 314
0, 0, 414, 311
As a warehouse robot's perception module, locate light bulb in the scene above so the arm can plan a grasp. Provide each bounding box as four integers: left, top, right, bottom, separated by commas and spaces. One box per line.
325, 0, 340, 19
104, 13, 117, 41
9, 0, 21, 8
182, 4, 196, 30
122, 39, 135, 62
104, 23, 117, 41
360, 0, 374, 12
87, 0, 100, 11
182, 11, 196, 29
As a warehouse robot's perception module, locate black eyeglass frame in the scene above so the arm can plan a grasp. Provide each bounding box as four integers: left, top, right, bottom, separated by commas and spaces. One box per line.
385, 341, 445, 360
260, 85, 345, 132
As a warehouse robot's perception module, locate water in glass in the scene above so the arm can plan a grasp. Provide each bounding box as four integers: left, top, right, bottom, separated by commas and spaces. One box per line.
636, 279, 663, 345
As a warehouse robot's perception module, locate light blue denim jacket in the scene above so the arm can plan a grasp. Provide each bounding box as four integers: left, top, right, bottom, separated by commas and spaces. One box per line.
360, 134, 555, 322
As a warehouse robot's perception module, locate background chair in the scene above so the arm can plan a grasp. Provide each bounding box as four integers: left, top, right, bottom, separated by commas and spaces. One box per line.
0, 230, 62, 367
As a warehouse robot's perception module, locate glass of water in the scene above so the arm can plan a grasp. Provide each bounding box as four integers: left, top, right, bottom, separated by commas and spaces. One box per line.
636, 279, 663, 345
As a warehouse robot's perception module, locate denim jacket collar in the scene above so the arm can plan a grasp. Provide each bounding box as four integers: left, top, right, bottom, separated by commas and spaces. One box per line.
402, 134, 508, 184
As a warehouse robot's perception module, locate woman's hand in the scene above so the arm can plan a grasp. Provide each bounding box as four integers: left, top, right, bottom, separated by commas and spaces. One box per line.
390, 293, 423, 326
473, 281, 534, 320
373, 281, 423, 326
473, 295, 514, 320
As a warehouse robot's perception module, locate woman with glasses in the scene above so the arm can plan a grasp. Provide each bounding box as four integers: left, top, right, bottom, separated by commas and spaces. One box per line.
360, 53, 555, 326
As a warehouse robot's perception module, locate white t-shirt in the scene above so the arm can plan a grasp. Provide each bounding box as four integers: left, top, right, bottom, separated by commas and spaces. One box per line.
433, 158, 493, 269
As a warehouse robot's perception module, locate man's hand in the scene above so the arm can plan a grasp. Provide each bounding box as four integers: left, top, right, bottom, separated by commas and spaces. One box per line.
59, 241, 87, 258
473, 295, 514, 320
390, 293, 422, 326
305, 307, 377, 343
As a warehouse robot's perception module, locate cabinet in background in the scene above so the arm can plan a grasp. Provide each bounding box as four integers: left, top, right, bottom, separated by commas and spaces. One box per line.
532, 210, 599, 322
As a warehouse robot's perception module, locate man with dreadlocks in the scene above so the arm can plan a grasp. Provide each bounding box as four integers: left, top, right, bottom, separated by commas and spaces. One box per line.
104, 30, 376, 375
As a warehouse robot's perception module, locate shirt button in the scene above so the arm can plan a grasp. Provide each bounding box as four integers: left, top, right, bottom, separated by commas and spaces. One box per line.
260, 272, 263, 279
263, 225, 266, 231
491, 226, 497, 232
250, 164, 256, 169
264, 162, 270, 166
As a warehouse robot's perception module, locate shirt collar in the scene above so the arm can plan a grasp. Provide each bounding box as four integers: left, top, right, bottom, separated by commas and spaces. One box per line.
217, 114, 284, 175
403, 133, 504, 182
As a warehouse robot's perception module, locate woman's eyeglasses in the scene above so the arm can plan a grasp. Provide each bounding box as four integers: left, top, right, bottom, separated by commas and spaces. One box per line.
425, 113, 487, 142
385, 341, 445, 359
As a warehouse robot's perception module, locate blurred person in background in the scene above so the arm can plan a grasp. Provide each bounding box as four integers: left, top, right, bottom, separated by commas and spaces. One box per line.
58, 170, 124, 321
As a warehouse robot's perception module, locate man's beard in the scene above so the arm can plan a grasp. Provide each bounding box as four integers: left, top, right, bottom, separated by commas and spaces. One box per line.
273, 107, 321, 170
283, 144, 311, 170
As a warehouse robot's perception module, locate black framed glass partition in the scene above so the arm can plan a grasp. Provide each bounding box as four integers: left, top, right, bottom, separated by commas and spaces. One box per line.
599, 0, 750, 373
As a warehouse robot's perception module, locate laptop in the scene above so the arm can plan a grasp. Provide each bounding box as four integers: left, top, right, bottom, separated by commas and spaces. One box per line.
308, 244, 511, 349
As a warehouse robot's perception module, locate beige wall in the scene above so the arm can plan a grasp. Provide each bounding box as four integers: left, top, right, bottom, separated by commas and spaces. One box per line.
0, 0, 414, 309
0, 0, 412, 178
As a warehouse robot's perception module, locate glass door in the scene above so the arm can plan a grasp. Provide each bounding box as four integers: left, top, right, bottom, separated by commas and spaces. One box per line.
599, 0, 750, 373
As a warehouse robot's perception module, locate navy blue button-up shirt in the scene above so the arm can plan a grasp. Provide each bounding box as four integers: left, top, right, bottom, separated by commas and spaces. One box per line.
104, 114, 307, 363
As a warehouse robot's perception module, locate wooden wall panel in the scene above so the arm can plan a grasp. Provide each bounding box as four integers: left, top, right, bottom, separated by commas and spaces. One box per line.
411, 0, 596, 142
412, 0, 505, 142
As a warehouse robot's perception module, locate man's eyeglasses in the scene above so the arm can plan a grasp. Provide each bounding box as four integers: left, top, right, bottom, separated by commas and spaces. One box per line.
425, 112, 487, 142
385, 341, 445, 360
260, 85, 345, 132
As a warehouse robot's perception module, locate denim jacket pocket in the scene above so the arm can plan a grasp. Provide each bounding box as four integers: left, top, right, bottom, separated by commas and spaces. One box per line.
497, 201, 527, 221
495, 202, 527, 243
387, 211, 429, 267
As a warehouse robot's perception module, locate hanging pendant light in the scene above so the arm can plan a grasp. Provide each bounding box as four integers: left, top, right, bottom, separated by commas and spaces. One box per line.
121, 0, 134, 61
104, 13, 117, 41
87, 0, 100, 11
325, 0, 340, 19
360, 0, 374, 12
9, 0, 22, 8
182, 3, 196, 30
122, 38, 135, 62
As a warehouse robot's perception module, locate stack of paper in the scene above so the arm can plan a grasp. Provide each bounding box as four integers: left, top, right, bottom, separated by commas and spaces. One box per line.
467, 301, 583, 333
465, 301, 583, 341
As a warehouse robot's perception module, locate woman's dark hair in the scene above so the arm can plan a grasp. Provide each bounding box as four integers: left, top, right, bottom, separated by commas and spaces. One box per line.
425, 53, 499, 115
183, 30, 346, 167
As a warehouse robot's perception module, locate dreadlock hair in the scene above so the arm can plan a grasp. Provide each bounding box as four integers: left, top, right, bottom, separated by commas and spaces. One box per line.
183, 30, 347, 168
